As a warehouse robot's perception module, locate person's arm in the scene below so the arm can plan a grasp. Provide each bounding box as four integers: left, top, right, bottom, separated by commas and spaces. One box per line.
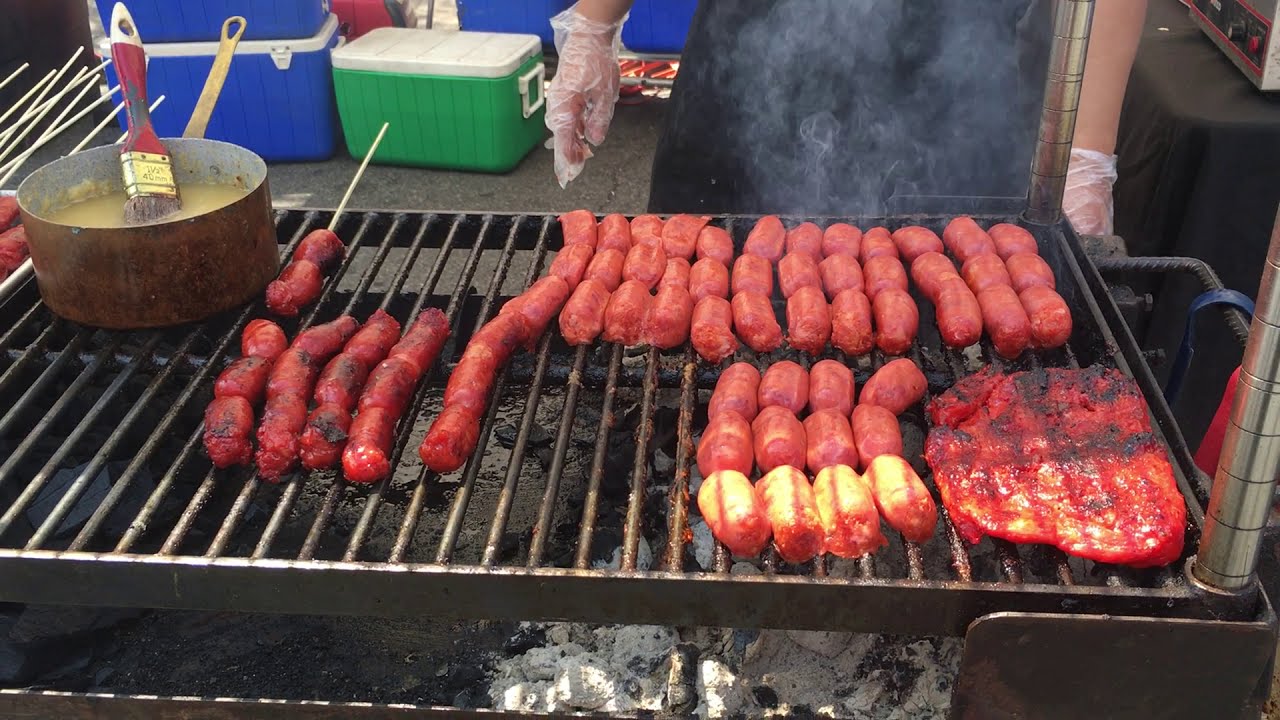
1075, 0, 1148, 155
575, 0, 634, 25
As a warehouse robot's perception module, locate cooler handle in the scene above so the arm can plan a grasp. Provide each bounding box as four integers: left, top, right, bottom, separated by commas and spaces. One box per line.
520, 63, 546, 119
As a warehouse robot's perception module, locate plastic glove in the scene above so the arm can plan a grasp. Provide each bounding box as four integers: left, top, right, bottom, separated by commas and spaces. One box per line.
546, 6, 626, 188
1063, 148, 1119, 236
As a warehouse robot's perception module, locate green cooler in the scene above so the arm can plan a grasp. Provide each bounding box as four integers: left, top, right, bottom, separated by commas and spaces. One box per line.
331, 28, 546, 172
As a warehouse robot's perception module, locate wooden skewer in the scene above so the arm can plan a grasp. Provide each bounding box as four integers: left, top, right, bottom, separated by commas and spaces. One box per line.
30, 66, 108, 151
0, 63, 30, 95
0, 50, 93, 166
4, 48, 83, 129
0, 69, 58, 137
0, 85, 121, 185
7, 60, 111, 138
329, 122, 390, 232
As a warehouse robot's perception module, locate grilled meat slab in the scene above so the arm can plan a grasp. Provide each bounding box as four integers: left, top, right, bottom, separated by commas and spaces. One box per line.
925, 366, 1186, 568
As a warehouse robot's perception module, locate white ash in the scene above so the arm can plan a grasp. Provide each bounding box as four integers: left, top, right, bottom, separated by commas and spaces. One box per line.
592, 537, 653, 571
690, 518, 716, 570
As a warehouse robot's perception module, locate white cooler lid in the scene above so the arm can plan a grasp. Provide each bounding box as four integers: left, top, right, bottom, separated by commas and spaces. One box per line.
331, 28, 541, 79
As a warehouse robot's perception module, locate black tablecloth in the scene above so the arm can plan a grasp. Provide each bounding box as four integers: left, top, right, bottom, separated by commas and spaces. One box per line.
1114, 0, 1280, 444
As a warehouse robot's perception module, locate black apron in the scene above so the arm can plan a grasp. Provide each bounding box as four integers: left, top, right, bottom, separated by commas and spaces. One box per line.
648, 0, 1053, 216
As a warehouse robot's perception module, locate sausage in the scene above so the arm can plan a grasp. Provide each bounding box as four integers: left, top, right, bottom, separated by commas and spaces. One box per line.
443, 346, 499, 415
804, 409, 858, 474
786, 285, 831, 356
559, 209, 598, 248
643, 284, 695, 349
910, 252, 958, 302
342, 309, 403, 368
743, 215, 786, 263
691, 296, 738, 363
602, 280, 653, 346
778, 253, 822, 299
622, 242, 666, 290
863, 256, 909, 301
299, 403, 353, 471
872, 288, 918, 355
313, 354, 369, 409
418, 405, 482, 473
696, 411, 754, 477
265, 348, 317, 399
752, 405, 806, 473
255, 392, 311, 480
467, 312, 528, 366
697, 469, 772, 557
265, 259, 322, 318
890, 226, 944, 262
500, 277, 571, 346
0, 196, 20, 229
696, 226, 734, 267
214, 356, 272, 405
204, 396, 255, 468
708, 362, 761, 422
1019, 285, 1073, 348
659, 257, 691, 289
548, 243, 594, 292
342, 407, 398, 483
242, 319, 288, 360
292, 315, 360, 359
785, 222, 823, 261
731, 254, 773, 297
755, 465, 825, 564
582, 248, 626, 292
731, 292, 784, 353
859, 227, 898, 263
942, 216, 997, 263
813, 465, 887, 558
758, 360, 808, 414
630, 214, 664, 240
689, 258, 730, 304
808, 359, 855, 416
830, 289, 874, 357
0, 226, 28, 277
662, 214, 711, 260
977, 285, 1032, 358
935, 276, 984, 349
960, 254, 1013, 295
598, 213, 632, 254
822, 223, 862, 259
559, 279, 612, 345
358, 357, 420, 415
864, 455, 937, 543
818, 255, 863, 300
386, 308, 450, 377
988, 223, 1038, 260
859, 358, 927, 415
851, 404, 904, 469
294, 228, 345, 270
1005, 252, 1056, 293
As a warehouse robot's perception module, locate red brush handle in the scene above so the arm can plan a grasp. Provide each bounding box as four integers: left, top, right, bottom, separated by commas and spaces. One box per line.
110, 6, 166, 156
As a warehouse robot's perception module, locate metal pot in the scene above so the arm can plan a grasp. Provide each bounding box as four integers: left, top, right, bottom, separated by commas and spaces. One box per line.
15, 137, 277, 329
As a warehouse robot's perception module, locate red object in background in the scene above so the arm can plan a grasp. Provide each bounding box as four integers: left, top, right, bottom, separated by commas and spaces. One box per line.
331, 0, 409, 40
619, 60, 679, 102
1195, 366, 1241, 476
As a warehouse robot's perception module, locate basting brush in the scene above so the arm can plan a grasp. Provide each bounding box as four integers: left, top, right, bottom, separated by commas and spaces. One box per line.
110, 2, 182, 225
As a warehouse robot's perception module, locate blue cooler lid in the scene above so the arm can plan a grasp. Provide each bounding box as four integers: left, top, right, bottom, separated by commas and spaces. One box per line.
103, 14, 340, 71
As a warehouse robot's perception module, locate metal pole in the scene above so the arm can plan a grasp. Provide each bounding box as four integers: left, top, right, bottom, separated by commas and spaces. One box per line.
1194, 204, 1280, 591
1025, 0, 1095, 225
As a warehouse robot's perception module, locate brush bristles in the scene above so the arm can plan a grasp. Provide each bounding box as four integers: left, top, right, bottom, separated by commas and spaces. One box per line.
123, 194, 182, 225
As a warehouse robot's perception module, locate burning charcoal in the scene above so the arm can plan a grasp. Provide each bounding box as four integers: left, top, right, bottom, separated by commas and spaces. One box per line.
666, 643, 700, 713
504, 625, 547, 655
652, 447, 676, 478
493, 422, 552, 450
752, 684, 780, 709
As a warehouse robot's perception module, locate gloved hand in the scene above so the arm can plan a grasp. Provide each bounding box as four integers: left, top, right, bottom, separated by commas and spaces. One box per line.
545, 6, 626, 188
1063, 147, 1119, 236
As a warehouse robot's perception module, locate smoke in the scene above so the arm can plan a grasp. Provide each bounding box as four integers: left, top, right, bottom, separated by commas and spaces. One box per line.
707, 0, 1050, 216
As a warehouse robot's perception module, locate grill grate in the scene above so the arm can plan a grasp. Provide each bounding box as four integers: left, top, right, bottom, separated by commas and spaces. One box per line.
0, 208, 1245, 635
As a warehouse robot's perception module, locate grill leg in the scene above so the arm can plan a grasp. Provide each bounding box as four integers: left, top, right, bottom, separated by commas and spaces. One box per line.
949, 605, 1278, 720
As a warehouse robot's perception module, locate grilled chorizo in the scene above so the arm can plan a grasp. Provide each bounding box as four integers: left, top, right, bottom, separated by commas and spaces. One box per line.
752, 405, 806, 473
1005, 252, 1056, 293
386, 308, 450, 377
744, 215, 786, 263
643, 284, 694, 349
265, 348, 316, 399
977, 284, 1032, 358
0, 196, 20, 229
813, 464, 887, 558
295, 228, 345, 269
204, 396, 255, 468
864, 455, 937, 543
863, 256, 909, 301
214, 356, 273, 405
241, 319, 288, 360
859, 359, 927, 416
659, 257, 691, 289
559, 278, 612, 346
942, 216, 996, 263
934, 276, 984, 349
256, 393, 311, 480
631, 214, 664, 239
960, 254, 1013, 295
697, 469, 772, 557
691, 296, 738, 364
831, 289, 874, 357
443, 346, 500, 415
804, 408, 858, 474
582, 249, 626, 292
602, 280, 653, 346
292, 315, 360, 358
758, 360, 808, 414
697, 410, 754, 477
731, 254, 774, 298
872, 288, 918, 355
358, 357, 420, 416
859, 227, 898, 263
689, 258, 730, 304
785, 222, 824, 262
662, 214, 711, 260
313, 354, 369, 409
299, 403, 353, 471
822, 223, 862, 259
501, 276, 571, 345
731, 292, 784, 353
910, 252, 958, 302
418, 405, 482, 473
786, 285, 831, 356
0, 226, 28, 279
808, 359, 855, 416
818, 255, 863, 300
265, 259, 323, 318
468, 311, 529, 365
778, 253, 822, 299
549, 243, 594, 292
559, 209, 598, 248
1019, 285, 1073, 348
851, 404, 904, 469
988, 223, 1038, 260
891, 226, 944, 263
342, 407, 398, 483
696, 226, 734, 267
598, 213, 632, 254
756, 465, 825, 564
343, 309, 403, 368
708, 362, 761, 422
622, 242, 666, 290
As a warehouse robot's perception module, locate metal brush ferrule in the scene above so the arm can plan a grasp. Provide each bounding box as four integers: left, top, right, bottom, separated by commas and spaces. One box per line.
1195, 204, 1280, 590
120, 151, 178, 199
1025, 0, 1095, 226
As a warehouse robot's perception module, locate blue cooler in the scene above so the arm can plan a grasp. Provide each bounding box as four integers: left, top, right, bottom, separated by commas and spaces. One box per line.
622, 0, 696, 54
94, 0, 331, 43
104, 14, 341, 162
456, 0, 571, 47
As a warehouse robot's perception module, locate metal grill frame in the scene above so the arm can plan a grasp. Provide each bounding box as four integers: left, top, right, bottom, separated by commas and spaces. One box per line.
0, 201, 1264, 637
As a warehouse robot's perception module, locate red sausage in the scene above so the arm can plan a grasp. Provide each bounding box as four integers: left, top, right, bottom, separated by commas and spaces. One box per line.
691, 296, 738, 364
643, 284, 695, 349
831, 289, 874, 357
822, 223, 862, 259
549, 243, 594, 292
294, 229, 345, 270
808, 359, 855, 416
1005, 252, 1056, 293
785, 222, 823, 262
731, 254, 774, 297
891, 226, 944, 262
942, 216, 996, 263
696, 226, 734, 267
358, 357, 420, 416
859, 359, 927, 415
467, 312, 528, 366
851, 404, 904, 470
689, 258, 730, 304
756, 465, 825, 564
501, 276, 571, 345
818, 255, 863, 300
204, 396, 254, 468
602, 280, 653, 346
752, 406, 806, 473
804, 409, 858, 474
343, 309, 403, 369
872, 289, 918, 355
598, 213, 632, 254
698, 470, 772, 557
1019, 285, 1073, 348
342, 407, 398, 483
386, 308, 450, 377
662, 214, 711, 260
859, 227, 898, 263
988, 223, 1038, 260
786, 285, 831, 356
864, 455, 937, 543
0, 196, 20, 229
242, 319, 288, 360
659, 257, 691, 289
299, 403, 353, 471
961, 254, 1013, 295
292, 316, 360, 359
631, 214, 664, 239
977, 285, 1032, 358
744, 215, 786, 263
255, 394, 310, 480
731, 292, 784, 353
708, 362, 761, 422
863, 256, 909, 301
313, 354, 369, 409
935, 276, 984, 349
214, 356, 272, 405
0, 226, 28, 278
265, 349, 317, 399
778, 253, 822, 299
559, 209, 598, 248
622, 242, 667, 290
697, 411, 754, 477
910, 252, 958, 302
813, 465, 887, 558
443, 347, 500, 415
559, 279, 612, 345
265, 259, 322, 318
418, 405, 482, 473
583, 248, 626, 292
758, 360, 809, 414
